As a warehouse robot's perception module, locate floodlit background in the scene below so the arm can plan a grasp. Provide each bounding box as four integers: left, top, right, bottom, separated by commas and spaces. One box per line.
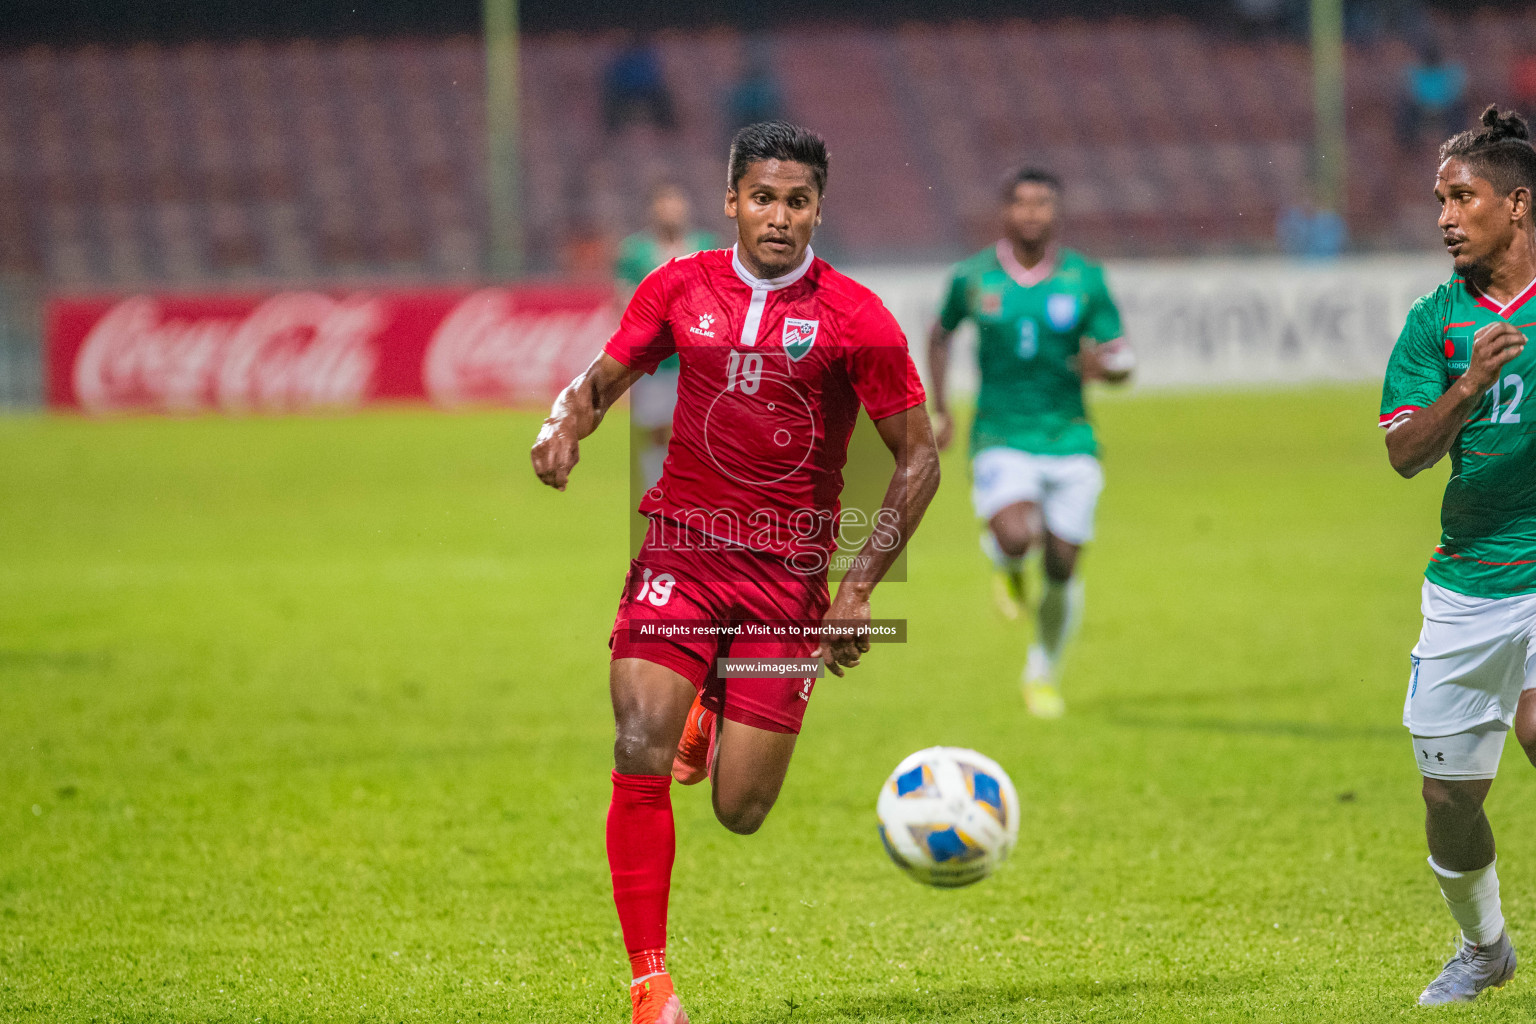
4, 1, 1536, 1022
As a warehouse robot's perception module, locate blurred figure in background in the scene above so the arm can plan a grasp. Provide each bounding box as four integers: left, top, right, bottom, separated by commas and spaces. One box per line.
1278, 190, 1348, 259
604, 33, 676, 134
615, 182, 717, 489
1398, 44, 1468, 150
726, 37, 784, 133
561, 217, 615, 284
927, 168, 1133, 719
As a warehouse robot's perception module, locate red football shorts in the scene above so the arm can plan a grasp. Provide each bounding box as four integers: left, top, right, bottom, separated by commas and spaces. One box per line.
609, 519, 831, 734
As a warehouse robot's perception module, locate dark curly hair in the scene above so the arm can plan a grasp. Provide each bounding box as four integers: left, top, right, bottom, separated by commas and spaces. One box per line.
727, 121, 829, 196
1002, 167, 1062, 201
1440, 105, 1536, 205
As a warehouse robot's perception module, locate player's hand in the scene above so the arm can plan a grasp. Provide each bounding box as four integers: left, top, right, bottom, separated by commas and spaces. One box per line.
817, 589, 872, 678
1072, 337, 1112, 382
1465, 322, 1527, 391
931, 410, 954, 452
530, 418, 580, 490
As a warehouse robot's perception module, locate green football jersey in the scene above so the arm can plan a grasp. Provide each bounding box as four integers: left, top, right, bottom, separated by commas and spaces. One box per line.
615, 230, 716, 373
939, 244, 1123, 457
1380, 274, 1536, 598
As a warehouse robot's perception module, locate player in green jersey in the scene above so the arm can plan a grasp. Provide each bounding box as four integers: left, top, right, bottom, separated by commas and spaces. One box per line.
615, 182, 717, 489
1379, 106, 1536, 1005
928, 168, 1133, 717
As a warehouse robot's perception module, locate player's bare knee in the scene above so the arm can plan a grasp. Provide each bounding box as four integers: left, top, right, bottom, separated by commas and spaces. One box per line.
1043, 552, 1076, 582
716, 801, 771, 835
713, 790, 774, 835
1421, 777, 1486, 821
993, 524, 1035, 560
612, 718, 676, 775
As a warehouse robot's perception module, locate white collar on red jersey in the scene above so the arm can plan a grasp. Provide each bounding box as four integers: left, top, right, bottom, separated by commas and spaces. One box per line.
996, 240, 1058, 288
731, 243, 815, 291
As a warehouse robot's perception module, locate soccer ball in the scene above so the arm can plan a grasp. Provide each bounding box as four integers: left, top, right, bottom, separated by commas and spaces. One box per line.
876, 746, 1020, 888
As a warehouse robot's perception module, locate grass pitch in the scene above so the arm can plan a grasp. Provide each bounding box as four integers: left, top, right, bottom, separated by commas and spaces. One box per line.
3, 386, 1535, 1022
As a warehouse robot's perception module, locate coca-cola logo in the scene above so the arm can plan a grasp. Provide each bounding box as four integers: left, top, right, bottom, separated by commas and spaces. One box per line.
424, 288, 616, 407
72, 293, 385, 413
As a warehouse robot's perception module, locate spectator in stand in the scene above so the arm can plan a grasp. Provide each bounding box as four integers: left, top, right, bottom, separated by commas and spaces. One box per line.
1513, 54, 1536, 115
726, 37, 783, 133
1277, 198, 1347, 259
1231, 0, 1306, 40
602, 33, 676, 134
1397, 44, 1467, 149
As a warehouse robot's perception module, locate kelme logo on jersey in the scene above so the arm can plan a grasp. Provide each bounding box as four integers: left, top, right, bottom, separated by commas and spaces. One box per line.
1444, 335, 1470, 376
1046, 294, 1079, 331
783, 318, 819, 361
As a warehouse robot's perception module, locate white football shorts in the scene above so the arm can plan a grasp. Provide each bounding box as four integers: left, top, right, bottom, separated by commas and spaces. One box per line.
1404, 581, 1536, 779
970, 447, 1103, 545
630, 366, 679, 431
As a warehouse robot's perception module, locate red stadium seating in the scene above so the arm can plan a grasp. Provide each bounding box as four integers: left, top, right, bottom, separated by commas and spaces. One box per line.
0, 11, 1530, 285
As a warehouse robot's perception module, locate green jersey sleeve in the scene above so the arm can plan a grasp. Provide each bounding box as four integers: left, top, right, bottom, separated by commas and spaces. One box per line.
613, 236, 652, 287
938, 269, 970, 332
1083, 265, 1123, 341
1380, 295, 1446, 428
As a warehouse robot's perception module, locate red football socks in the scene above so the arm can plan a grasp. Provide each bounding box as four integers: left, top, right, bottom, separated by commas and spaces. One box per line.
628, 947, 666, 981
607, 771, 675, 975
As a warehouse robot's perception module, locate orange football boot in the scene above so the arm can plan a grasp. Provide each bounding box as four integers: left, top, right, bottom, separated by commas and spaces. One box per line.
630, 972, 689, 1024
671, 695, 716, 785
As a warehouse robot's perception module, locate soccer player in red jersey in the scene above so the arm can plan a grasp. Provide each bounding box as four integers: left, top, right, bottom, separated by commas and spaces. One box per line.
532, 122, 940, 1024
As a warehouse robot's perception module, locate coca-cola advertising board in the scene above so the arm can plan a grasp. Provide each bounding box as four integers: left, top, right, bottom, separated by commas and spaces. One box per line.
46, 285, 617, 414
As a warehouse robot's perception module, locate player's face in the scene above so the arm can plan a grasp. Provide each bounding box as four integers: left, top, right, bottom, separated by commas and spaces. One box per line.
1003, 182, 1057, 247
1436, 158, 1520, 274
651, 189, 690, 234
726, 159, 822, 278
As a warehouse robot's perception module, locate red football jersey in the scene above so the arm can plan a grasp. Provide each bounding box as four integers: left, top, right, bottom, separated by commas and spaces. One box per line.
605, 246, 926, 565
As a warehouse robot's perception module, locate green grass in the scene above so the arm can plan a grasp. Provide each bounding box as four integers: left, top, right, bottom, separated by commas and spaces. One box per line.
3, 386, 1534, 1022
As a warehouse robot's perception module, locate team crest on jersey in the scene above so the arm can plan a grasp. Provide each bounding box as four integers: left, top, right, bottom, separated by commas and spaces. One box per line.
979, 291, 1002, 315
1046, 294, 1079, 331
783, 318, 819, 361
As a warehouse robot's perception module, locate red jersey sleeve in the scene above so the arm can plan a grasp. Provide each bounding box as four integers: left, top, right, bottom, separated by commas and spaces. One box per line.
844, 296, 926, 420
603, 263, 677, 374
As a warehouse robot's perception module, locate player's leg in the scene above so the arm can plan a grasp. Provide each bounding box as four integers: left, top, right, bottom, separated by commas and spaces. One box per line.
1022, 456, 1101, 716
1514, 687, 1536, 766
1408, 583, 1526, 1005
608, 657, 695, 1023
1415, 755, 1515, 1005
611, 656, 696, 774
1508, 630, 1536, 766
1421, 775, 1495, 872
710, 717, 798, 835
702, 560, 825, 834
1037, 531, 1084, 674
988, 500, 1040, 561
972, 447, 1044, 619
630, 369, 679, 491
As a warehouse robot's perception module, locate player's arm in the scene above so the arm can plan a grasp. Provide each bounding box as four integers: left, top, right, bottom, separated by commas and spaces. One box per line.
818, 405, 942, 676
928, 270, 970, 451
530, 353, 644, 491
533, 262, 676, 489
926, 321, 956, 450
1386, 322, 1526, 478
1074, 267, 1134, 385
